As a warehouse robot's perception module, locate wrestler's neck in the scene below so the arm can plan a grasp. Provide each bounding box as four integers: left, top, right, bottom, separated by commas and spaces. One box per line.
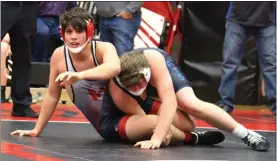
69, 41, 91, 61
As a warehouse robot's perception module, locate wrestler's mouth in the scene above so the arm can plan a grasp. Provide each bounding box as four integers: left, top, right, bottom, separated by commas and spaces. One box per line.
69, 42, 80, 48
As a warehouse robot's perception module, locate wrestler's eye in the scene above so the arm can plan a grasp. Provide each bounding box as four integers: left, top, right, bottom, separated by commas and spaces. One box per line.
65, 30, 72, 34
75, 29, 83, 33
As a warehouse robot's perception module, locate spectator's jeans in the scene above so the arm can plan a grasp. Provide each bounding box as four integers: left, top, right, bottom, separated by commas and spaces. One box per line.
33, 16, 60, 62
99, 11, 141, 56
218, 20, 276, 114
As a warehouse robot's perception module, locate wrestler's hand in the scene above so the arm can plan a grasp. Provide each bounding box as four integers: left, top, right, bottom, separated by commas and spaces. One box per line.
117, 10, 133, 19
134, 139, 162, 149
162, 130, 172, 147
55, 71, 83, 86
10, 129, 39, 137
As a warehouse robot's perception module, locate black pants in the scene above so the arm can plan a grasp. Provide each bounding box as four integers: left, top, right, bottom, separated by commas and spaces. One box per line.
1, 2, 38, 107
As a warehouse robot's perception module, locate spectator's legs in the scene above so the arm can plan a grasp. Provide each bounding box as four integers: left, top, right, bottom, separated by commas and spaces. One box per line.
255, 24, 276, 115
99, 17, 114, 44
48, 18, 62, 61
9, 3, 38, 117
33, 17, 50, 62
1, 3, 18, 38
111, 11, 141, 55
217, 20, 246, 112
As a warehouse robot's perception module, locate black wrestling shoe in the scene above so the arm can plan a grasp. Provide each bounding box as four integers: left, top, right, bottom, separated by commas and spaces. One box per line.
192, 131, 225, 145
11, 105, 39, 118
242, 131, 270, 152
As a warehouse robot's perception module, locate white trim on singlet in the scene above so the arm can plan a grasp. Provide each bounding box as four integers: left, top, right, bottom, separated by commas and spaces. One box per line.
92, 40, 100, 66
65, 46, 75, 72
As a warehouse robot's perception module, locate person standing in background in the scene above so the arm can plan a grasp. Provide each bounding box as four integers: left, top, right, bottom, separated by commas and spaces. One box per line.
94, 2, 143, 55
1, 2, 39, 117
217, 2, 276, 116
33, 2, 77, 62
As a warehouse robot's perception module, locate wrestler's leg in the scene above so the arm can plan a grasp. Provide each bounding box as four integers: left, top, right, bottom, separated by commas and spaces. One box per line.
118, 115, 224, 146
147, 99, 195, 132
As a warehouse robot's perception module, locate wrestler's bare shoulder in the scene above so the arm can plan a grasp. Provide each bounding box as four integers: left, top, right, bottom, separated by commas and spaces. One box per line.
51, 45, 66, 61
95, 41, 115, 51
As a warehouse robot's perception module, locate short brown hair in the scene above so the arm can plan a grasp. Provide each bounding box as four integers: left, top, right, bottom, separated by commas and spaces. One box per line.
118, 50, 149, 88
59, 7, 93, 35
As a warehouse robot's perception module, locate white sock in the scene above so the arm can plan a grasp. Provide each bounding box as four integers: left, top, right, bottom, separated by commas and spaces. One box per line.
232, 124, 248, 139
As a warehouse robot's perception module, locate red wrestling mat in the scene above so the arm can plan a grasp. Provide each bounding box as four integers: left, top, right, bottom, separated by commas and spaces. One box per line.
1, 141, 65, 161
1, 103, 275, 131
195, 109, 276, 131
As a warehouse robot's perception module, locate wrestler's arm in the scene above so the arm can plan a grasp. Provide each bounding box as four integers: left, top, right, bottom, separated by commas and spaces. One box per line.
79, 42, 120, 80
33, 48, 63, 135
11, 47, 63, 136
109, 80, 146, 115
146, 50, 177, 145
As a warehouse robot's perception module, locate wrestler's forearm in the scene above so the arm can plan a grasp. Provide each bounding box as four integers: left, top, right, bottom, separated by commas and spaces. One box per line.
34, 93, 59, 135
79, 62, 120, 80
151, 102, 177, 143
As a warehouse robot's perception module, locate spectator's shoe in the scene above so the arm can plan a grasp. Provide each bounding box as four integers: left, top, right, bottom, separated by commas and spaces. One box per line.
32, 92, 43, 104
217, 103, 233, 114
191, 131, 225, 145
242, 130, 270, 151
11, 105, 39, 118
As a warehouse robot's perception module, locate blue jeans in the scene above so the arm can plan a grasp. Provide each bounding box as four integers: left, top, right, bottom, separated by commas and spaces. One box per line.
33, 16, 61, 62
99, 11, 141, 56
218, 20, 276, 114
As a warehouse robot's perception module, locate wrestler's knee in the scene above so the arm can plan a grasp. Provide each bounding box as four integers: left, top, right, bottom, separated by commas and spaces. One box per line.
178, 97, 204, 117
177, 110, 196, 132
118, 115, 159, 142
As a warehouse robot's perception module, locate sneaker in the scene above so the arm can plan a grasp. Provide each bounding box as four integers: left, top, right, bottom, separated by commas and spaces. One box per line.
32, 92, 43, 104
217, 103, 233, 114
192, 131, 225, 145
11, 106, 39, 118
242, 132, 270, 151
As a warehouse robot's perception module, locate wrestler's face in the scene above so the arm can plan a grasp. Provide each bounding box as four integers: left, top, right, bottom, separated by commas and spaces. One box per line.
64, 26, 87, 48
127, 77, 148, 93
